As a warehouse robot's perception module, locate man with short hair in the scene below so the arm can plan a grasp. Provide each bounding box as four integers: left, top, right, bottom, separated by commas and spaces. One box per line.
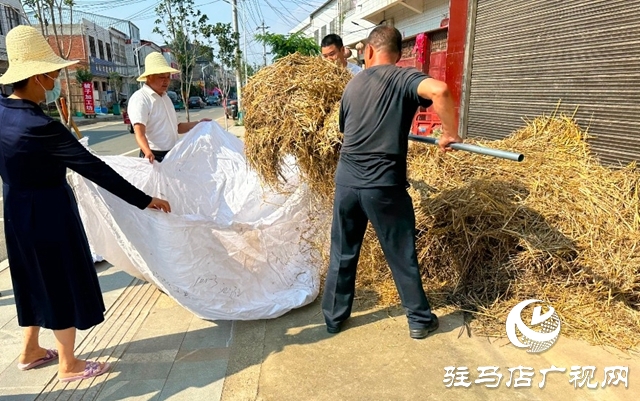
321, 34, 362, 75
128, 52, 210, 163
322, 26, 463, 340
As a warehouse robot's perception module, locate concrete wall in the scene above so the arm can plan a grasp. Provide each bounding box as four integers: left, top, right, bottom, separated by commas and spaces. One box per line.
391, 0, 449, 39
342, 0, 449, 63
82, 19, 111, 62
293, 0, 341, 45
295, 0, 450, 60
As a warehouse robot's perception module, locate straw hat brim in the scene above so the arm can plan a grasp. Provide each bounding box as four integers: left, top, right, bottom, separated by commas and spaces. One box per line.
0, 59, 79, 85
137, 66, 181, 82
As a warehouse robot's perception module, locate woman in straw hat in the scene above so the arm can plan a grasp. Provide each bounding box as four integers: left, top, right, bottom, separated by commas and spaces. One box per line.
0, 25, 171, 382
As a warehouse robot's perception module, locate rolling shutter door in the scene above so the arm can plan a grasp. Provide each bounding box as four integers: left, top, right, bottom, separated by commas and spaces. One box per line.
465, 0, 640, 165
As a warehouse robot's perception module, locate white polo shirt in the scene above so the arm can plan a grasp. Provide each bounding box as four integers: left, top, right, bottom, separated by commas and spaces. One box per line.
127, 84, 179, 151
347, 62, 362, 75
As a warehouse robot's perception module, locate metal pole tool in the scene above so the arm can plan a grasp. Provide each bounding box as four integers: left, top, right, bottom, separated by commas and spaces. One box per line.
408, 135, 524, 162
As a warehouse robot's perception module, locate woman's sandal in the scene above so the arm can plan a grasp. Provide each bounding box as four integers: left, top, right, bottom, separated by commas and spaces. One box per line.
58, 361, 111, 382
17, 349, 58, 371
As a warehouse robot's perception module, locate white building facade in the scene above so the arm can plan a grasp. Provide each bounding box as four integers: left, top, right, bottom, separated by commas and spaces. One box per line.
292, 0, 450, 65
0, 0, 29, 93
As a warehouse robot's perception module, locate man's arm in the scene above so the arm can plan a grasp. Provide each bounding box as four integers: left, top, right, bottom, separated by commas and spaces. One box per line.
177, 118, 212, 134
417, 78, 463, 152
133, 123, 154, 163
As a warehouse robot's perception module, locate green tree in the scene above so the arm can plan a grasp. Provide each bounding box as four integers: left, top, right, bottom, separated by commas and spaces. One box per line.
75, 68, 93, 83
255, 32, 320, 61
23, 0, 77, 127
210, 23, 238, 71
154, 0, 214, 122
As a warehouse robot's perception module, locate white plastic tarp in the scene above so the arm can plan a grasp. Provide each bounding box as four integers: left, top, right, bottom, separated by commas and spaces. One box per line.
70, 122, 320, 320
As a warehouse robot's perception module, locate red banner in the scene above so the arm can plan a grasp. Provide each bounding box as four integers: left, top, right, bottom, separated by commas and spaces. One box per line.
82, 82, 95, 115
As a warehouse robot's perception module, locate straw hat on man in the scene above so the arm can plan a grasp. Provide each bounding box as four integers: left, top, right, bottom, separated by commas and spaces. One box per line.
0, 25, 170, 383
128, 51, 211, 163
136, 51, 179, 82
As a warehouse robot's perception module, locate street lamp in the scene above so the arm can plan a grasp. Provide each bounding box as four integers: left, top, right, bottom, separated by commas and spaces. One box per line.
133, 42, 150, 87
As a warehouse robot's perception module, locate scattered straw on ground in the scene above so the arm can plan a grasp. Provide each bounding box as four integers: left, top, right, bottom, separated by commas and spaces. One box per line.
242, 54, 640, 351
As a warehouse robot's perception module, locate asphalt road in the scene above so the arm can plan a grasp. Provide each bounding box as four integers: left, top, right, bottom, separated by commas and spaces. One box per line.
0, 105, 226, 264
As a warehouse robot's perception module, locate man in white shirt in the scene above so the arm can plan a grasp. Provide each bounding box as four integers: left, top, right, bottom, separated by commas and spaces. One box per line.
128, 52, 210, 163
321, 34, 362, 76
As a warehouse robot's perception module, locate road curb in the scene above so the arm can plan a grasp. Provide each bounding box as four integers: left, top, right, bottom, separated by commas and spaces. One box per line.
74, 115, 123, 127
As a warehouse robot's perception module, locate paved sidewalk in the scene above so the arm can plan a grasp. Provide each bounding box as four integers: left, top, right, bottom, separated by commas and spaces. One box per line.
0, 263, 231, 401
2, 119, 639, 400
2, 262, 639, 401
222, 301, 639, 401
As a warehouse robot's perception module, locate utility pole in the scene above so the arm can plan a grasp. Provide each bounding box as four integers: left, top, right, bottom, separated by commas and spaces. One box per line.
241, 0, 248, 87
231, 0, 242, 111
259, 21, 269, 67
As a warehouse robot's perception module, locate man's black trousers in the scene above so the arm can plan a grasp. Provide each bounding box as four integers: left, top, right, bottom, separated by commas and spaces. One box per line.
321, 184, 436, 329
139, 149, 169, 162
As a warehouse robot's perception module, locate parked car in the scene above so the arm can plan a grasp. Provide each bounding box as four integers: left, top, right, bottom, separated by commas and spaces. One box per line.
206, 95, 220, 106
173, 98, 185, 110
167, 90, 185, 110
188, 96, 206, 109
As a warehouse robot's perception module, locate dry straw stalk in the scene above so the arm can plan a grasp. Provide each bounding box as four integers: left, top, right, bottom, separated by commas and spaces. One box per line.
243, 54, 640, 352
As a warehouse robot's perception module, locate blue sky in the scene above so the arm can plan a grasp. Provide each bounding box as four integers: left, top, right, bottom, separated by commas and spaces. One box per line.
71, 0, 325, 65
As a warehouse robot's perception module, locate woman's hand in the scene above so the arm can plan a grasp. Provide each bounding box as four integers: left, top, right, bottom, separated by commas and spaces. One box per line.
147, 197, 171, 213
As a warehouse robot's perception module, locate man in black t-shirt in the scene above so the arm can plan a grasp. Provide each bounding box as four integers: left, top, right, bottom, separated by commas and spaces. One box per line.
322, 25, 463, 340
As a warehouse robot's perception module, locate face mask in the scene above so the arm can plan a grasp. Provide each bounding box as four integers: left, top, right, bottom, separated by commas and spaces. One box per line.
37, 75, 62, 104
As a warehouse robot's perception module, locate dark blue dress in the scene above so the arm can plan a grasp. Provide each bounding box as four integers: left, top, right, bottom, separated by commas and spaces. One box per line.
0, 96, 152, 330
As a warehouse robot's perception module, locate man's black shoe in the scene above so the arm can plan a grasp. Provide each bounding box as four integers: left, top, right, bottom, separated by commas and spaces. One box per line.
409, 315, 440, 339
326, 323, 341, 334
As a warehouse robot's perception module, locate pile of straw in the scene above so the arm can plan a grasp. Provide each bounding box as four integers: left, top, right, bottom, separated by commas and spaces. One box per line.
243, 53, 350, 200
363, 116, 640, 350
242, 55, 640, 351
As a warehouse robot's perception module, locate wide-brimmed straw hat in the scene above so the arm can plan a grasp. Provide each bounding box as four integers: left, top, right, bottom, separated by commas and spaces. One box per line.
0, 25, 78, 85
137, 52, 180, 82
